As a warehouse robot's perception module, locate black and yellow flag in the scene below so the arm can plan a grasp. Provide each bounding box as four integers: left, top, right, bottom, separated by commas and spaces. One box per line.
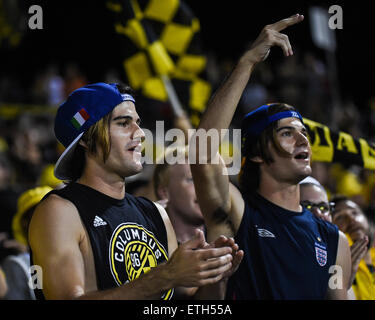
107, 0, 211, 127
304, 118, 375, 170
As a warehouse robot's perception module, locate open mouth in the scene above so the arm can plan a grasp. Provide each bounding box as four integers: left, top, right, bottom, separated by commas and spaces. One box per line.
128, 144, 142, 153
294, 151, 309, 160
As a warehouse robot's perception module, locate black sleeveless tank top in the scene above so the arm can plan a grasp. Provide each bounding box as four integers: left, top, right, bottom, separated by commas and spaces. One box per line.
31, 182, 173, 300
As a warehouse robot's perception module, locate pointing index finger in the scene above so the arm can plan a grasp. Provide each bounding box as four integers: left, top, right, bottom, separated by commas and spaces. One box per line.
269, 13, 304, 32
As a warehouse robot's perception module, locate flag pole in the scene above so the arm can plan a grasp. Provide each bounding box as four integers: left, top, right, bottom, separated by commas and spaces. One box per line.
161, 74, 193, 144
161, 74, 185, 118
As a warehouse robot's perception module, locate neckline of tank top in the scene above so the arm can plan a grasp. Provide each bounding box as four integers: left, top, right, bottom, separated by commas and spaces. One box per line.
248, 192, 305, 217
71, 182, 127, 205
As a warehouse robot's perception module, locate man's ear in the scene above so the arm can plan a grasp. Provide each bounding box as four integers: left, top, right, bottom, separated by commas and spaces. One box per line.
250, 156, 264, 163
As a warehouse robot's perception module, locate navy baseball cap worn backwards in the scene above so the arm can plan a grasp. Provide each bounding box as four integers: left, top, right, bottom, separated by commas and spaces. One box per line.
54, 82, 135, 180
241, 103, 303, 154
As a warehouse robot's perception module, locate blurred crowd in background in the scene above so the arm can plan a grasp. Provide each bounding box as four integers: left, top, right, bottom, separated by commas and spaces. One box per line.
2, 48, 375, 235
1, 1, 375, 300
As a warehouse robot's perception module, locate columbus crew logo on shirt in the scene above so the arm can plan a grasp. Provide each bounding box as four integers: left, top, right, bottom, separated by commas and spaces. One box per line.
109, 223, 173, 300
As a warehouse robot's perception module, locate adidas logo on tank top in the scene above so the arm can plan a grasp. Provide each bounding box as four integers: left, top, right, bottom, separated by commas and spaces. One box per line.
93, 215, 107, 227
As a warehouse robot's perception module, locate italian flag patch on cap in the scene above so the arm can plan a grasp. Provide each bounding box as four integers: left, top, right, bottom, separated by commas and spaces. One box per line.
71, 108, 90, 129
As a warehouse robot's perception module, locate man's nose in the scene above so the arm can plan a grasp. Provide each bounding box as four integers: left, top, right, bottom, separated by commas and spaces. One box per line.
295, 131, 309, 146
133, 124, 145, 140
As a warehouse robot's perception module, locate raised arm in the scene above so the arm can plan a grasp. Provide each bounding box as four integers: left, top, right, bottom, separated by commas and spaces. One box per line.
190, 14, 304, 240
197, 14, 304, 134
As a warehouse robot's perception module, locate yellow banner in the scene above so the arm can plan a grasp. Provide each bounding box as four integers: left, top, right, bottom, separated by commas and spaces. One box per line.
303, 118, 375, 170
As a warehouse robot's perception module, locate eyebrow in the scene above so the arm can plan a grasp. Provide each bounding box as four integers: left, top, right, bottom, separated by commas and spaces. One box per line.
276, 126, 295, 132
276, 125, 307, 133
112, 115, 141, 124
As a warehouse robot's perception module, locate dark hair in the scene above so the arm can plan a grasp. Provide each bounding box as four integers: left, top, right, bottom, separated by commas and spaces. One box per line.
239, 103, 300, 194
66, 83, 134, 182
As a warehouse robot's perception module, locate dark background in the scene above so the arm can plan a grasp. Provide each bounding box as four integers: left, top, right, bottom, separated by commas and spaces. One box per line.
1, 0, 373, 110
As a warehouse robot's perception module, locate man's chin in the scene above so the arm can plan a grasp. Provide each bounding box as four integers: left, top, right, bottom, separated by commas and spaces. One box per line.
300, 165, 312, 179
124, 162, 143, 178
295, 169, 312, 184
133, 162, 144, 174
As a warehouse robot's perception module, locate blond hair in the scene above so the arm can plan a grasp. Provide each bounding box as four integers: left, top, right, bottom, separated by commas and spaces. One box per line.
153, 144, 189, 199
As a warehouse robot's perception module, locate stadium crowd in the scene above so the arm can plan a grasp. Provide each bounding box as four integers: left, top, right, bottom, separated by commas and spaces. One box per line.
1, 34, 375, 299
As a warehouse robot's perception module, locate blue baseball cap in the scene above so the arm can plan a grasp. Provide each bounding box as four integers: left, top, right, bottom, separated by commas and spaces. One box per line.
241, 103, 303, 154
54, 82, 136, 180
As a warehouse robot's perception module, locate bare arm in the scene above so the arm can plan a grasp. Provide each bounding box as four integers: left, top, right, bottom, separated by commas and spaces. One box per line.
29, 195, 91, 299
191, 14, 304, 239
29, 195, 234, 300
326, 231, 352, 300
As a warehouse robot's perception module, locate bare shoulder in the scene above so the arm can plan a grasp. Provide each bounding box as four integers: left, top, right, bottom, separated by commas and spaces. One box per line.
30, 193, 81, 228
29, 193, 90, 299
29, 193, 83, 247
